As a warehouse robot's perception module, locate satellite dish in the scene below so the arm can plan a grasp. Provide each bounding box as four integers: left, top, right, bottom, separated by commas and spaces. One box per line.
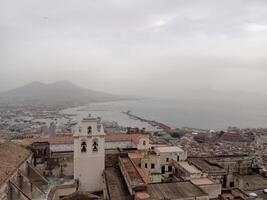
263, 189, 267, 194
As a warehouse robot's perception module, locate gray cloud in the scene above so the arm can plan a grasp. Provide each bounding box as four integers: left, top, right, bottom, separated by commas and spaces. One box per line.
0, 0, 267, 97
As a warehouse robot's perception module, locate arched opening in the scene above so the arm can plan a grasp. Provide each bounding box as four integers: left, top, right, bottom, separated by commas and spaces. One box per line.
88, 126, 92, 134
92, 139, 98, 152
81, 141, 87, 153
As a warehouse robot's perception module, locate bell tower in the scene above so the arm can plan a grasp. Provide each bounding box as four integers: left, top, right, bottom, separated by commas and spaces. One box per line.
73, 116, 105, 192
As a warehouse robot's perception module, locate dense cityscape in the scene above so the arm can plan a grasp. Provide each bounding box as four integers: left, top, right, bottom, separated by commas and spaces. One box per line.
2, 0, 267, 199
1, 98, 267, 199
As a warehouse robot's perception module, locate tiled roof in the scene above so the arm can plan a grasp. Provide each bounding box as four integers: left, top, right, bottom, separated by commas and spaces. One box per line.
22, 134, 143, 146
22, 135, 74, 145
119, 156, 148, 189
0, 142, 32, 186
105, 134, 141, 145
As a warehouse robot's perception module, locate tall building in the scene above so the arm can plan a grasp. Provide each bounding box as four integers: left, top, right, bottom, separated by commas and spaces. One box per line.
73, 116, 105, 192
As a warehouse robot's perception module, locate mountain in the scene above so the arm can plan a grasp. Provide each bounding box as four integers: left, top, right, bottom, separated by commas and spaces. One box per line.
0, 81, 130, 106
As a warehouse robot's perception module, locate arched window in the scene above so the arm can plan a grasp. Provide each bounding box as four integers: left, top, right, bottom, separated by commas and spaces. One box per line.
88, 126, 92, 134
81, 141, 87, 153
92, 139, 98, 152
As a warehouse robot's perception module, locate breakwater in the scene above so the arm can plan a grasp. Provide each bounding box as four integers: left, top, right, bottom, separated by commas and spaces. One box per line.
122, 110, 171, 132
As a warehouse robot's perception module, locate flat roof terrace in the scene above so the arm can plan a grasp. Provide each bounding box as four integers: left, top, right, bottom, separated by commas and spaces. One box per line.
239, 174, 267, 191
147, 181, 208, 200
174, 161, 202, 174
190, 158, 226, 175
190, 178, 216, 185
155, 146, 184, 154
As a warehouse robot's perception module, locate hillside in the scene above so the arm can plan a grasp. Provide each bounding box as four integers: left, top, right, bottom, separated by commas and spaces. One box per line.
0, 81, 130, 106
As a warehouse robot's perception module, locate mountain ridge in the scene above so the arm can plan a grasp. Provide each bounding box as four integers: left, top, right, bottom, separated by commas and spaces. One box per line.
0, 81, 131, 106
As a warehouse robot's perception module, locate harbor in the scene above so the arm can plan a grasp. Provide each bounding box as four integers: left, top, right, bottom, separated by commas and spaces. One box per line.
122, 110, 171, 132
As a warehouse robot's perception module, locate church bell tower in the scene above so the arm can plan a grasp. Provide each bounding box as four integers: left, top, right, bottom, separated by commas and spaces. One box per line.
74, 116, 105, 192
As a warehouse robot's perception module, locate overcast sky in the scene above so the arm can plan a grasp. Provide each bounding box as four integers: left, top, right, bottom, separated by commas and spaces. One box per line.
1, 0, 267, 97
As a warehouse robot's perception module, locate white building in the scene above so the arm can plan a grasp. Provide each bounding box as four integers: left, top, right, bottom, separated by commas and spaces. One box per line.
129, 146, 188, 183
105, 134, 150, 150
73, 116, 105, 192
154, 146, 187, 162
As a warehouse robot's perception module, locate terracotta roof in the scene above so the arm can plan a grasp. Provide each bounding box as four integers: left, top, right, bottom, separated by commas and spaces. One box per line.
105, 134, 141, 145
119, 156, 148, 189
22, 135, 73, 145
22, 134, 143, 146
0, 142, 32, 186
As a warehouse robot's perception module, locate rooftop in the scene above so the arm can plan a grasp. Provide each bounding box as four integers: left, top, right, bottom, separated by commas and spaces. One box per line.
190, 178, 215, 185
239, 174, 267, 191
176, 161, 202, 174
128, 152, 145, 159
62, 191, 101, 200
105, 134, 142, 145
147, 181, 208, 200
0, 142, 32, 186
155, 146, 184, 153
104, 167, 131, 200
190, 158, 226, 174
245, 189, 267, 199
119, 157, 147, 189
221, 188, 250, 200
22, 135, 73, 145
50, 143, 74, 152
21, 134, 144, 146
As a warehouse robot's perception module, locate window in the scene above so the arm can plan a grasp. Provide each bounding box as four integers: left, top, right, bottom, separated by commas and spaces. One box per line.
166, 158, 169, 162
138, 163, 141, 167
151, 163, 155, 169
143, 140, 146, 146
145, 163, 148, 168
177, 156, 180, 161
81, 141, 87, 153
230, 182, 234, 187
88, 126, 92, 134
92, 139, 98, 152
168, 165, 172, 172
161, 166, 165, 174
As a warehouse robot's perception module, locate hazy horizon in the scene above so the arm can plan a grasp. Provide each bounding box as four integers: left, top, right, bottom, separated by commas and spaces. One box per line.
1, 80, 267, 101
1, 0, 267, 98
